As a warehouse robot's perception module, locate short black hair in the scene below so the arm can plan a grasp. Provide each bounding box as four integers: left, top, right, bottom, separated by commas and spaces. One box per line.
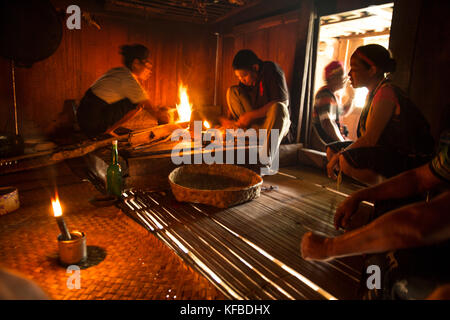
119, 44, 149, 70
232, 49, 261, 70
353, 44, 396, 73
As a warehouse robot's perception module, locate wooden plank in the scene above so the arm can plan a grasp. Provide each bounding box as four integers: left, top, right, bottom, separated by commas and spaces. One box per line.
0, 12, 216, 137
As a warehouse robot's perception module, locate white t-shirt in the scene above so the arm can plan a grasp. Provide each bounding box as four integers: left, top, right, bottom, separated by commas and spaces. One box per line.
90, 67, 149, 104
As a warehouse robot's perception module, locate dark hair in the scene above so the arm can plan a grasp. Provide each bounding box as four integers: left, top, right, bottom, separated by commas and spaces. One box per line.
232, 49, 261, 70
353, 44, 396, 73
119, 44, 149, 69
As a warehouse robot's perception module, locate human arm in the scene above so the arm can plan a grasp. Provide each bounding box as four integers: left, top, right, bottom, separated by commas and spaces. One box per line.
321, 118, 345, 142
346, 85, 397, 150
334, 163, 445, 229
426, 284, 450, 300
301, 190, 450, 261
236, 99, 287, 127
237, 62, 288, 128
339, 84, 355, 117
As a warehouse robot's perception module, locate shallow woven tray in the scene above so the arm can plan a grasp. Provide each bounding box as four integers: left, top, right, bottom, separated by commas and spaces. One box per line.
168, 164, 263, 208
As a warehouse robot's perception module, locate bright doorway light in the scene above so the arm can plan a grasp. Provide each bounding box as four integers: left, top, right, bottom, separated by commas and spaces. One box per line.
312, 3, 393, 141
354, 87, 369, 108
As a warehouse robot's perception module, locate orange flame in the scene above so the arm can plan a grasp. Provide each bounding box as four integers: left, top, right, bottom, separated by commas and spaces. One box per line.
176, 84, 192, 123
204, 120, 211, 129
51, 196, 62, 217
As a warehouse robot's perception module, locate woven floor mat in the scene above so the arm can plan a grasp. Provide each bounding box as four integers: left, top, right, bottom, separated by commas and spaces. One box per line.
0, 164, 226, 300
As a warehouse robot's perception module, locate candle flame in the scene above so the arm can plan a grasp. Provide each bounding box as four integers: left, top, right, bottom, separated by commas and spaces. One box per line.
176, 84, 192, 123
204, 120, 210, 129
52, 197, 62, 217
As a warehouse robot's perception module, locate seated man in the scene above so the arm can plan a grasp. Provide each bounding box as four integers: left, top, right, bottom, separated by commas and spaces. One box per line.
220, 49, 291, 168
301, 129, 450, 299
312, 61, 353, 144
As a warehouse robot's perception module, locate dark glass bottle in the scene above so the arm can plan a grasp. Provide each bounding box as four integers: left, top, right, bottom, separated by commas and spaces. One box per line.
106, 140, 123, 197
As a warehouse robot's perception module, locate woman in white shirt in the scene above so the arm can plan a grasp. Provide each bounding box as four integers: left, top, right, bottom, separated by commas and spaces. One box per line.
77, 44, 168, 137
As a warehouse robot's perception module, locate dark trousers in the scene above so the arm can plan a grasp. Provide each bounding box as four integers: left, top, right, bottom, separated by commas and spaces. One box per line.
77, 89, 137, 137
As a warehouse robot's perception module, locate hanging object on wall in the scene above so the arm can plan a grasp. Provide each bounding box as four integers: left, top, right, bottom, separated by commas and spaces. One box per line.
83, 12, 101, 30
0, 0, 63, 68
0, 0, 62, 157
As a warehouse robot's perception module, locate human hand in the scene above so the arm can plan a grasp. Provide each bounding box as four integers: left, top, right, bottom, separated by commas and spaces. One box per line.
326, 152, 340, 180
219, 117, 237, 129
334, 194, 361, 230
300, 232, 333, 261
236, 112, 253, 128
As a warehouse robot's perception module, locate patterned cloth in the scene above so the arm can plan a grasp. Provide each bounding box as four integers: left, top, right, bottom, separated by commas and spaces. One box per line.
90, 67, 149, 104
312, 86, 340, 143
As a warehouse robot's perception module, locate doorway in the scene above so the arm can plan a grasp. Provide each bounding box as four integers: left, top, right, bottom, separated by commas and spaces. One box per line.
309, 3, 393, 150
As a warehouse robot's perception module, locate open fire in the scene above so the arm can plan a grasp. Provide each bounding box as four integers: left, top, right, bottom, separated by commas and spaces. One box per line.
176, 84, 192, 123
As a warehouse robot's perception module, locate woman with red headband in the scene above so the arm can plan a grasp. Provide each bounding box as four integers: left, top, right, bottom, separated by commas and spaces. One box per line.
327, 44, 434, 189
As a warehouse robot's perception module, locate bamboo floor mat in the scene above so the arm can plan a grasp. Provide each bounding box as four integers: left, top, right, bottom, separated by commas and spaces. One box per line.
120, 165, 370, 300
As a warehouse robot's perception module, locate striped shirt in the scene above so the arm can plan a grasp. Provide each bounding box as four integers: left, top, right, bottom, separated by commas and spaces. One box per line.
90, 67, 149, 104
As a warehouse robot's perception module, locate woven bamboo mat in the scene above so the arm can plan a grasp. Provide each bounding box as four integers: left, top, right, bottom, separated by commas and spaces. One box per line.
122, 166, 369, 300
0, 163, 226, 300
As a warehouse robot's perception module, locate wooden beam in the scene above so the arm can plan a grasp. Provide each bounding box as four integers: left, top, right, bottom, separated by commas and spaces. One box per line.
230, 10, 300, 37
337, 29, 390, 40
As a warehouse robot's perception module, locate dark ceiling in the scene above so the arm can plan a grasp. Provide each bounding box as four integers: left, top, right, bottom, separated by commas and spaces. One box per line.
105, 0, 255, 24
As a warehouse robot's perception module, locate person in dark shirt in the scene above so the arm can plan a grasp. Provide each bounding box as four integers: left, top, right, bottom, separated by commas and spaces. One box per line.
326, 45, 434, 186
220, 49, 291, 168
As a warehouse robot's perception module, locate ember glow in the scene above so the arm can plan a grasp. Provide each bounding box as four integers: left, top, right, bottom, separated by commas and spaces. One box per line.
52, 197, 62, 217
176, 84, 192, 123
203, 120, 210, 129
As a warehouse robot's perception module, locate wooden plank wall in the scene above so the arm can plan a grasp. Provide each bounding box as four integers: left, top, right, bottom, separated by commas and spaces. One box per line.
0, 8, 216, 138
390, 0, 450, 139
217, 10, 303, 120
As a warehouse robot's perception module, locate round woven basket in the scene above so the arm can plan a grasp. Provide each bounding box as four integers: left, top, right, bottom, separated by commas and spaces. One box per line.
168, 164, 263, 208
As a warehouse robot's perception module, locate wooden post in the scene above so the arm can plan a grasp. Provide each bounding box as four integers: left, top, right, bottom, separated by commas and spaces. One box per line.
294, 0, 315, 143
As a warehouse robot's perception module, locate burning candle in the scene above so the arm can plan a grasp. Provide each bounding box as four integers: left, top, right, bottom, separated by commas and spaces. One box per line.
52, 197, 72, 241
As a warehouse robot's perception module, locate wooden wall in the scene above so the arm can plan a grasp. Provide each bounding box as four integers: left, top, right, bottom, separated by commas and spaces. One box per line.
0, 4, 216, 138
216, 2, 314, 143
217, 10, 302, 114
2, 0, 448, 143
390, 0, 450, 139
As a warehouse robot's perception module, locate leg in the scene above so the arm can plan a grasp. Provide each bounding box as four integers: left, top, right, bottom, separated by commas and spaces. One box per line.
120, 108, 158, 131
326, 147, 336, 162
258, 102, 291, 170
104, 107, 143, 137
339, 154, 384, 186
226, 85, 253, 120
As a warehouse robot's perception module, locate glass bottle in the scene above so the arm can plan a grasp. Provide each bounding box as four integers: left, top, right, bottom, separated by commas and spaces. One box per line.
106, 140, 123, 197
